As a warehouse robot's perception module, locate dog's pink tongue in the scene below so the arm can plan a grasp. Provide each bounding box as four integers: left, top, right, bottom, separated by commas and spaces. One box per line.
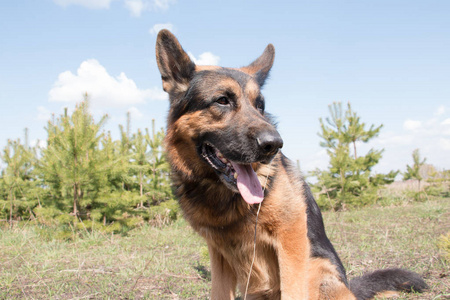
230, 162, 264, 204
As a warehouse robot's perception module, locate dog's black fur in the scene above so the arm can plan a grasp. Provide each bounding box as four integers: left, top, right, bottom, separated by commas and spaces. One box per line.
156, 29, 428, 299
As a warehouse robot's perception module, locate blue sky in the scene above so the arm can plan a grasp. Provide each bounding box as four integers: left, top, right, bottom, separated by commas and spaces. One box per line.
1, 0, 449, 175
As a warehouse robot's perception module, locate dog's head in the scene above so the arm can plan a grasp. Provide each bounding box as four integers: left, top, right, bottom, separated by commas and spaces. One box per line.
156, 30, 283, 204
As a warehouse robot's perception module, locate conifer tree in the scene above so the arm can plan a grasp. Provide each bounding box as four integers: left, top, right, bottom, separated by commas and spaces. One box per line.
145, 119, 171, 205
312, 102, 397, 209
344, 103, 383, 160
129, 119, 171, 207
131, 128, 152, 205
117, 112, 133, 190
0, 137, 35, 224
39, 94, 107, 216
0, 96, 176, 230
404, 148, 427, 191
100, 131, 124, 191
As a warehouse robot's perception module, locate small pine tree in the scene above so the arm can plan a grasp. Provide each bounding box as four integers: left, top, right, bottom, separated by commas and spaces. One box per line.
0, 137, 36, 225
0, 95, 176, 230
39, 94, 107, 216
117, 112, 133, 190
312, 102, 397, 210
145, 119, 172, 205
131, 128, 152, 205
403, 149, 426, 191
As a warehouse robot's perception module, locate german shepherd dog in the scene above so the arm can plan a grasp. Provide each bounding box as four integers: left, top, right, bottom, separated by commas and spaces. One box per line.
155, 30, 427, 299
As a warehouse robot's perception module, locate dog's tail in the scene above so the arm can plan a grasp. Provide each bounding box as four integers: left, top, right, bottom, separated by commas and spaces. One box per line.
349, 268, 428, 300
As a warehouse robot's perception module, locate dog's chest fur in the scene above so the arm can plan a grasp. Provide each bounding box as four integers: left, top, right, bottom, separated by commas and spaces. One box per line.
172, 158, 309, 298
197, 209, 283, 297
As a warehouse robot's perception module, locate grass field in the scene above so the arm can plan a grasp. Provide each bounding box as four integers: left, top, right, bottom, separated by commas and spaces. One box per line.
1, 197, 449, 299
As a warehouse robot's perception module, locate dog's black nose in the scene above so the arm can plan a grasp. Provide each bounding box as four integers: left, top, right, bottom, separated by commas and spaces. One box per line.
256, 131, 283, 156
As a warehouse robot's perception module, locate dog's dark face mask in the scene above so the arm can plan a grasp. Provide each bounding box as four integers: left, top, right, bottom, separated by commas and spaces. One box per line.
156, 30, 283, 204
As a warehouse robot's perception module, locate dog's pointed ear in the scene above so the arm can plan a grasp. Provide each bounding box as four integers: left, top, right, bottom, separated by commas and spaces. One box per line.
156, 30, 195, 96
241, 44, 275, 87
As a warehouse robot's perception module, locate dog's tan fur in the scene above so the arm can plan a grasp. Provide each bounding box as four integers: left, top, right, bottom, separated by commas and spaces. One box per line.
155, 29, 427, 300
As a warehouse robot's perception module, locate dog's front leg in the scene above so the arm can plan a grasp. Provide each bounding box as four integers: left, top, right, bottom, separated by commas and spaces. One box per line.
208, 243, 237, 300
277, 220, 310, 300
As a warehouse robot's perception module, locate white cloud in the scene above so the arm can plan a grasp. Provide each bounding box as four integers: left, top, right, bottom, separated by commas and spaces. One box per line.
439, 138, 450, 150
368, 107, 450, 173
441, 118, 450, 126
37, 106, 52, 122
30, 139, 47, 149
53, 0, 113, 9
436, 105, 446, 116
153, 0, 175, 10
149, 23, 174, 35
124, 0, 146, 17
303, 149, 328, 172
128, 106, 143, 120
49, 59, 167, 108
188, 52, 220, 66
53, 0, 176, 14
124, 0, 175, 16
375, 131, 414, 146
143, 86, 168, 101
403, 119, 422, 131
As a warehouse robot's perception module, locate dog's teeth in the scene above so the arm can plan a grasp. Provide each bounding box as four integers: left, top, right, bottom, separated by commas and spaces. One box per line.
216, 152, 229, 164
234, 172, 238, 179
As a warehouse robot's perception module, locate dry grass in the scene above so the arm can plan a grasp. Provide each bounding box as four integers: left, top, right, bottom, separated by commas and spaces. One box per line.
0, 197, 448, 299
323, 198, 449, 299
0, 222, 210, 299
385, 179, 427, 192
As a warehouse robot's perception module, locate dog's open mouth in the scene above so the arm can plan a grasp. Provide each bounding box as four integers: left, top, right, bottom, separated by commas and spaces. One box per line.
201, 143, 264, 204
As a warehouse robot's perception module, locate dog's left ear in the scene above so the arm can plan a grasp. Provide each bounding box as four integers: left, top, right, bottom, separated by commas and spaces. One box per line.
155, 29, 196, 96
241, 44, 275, 87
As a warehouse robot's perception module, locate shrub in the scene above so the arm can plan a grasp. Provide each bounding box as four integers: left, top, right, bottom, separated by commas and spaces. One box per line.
437, 232, 450, 261
148, 199, 180, 227
425, 184, 450, 197
34, 206, 64, 226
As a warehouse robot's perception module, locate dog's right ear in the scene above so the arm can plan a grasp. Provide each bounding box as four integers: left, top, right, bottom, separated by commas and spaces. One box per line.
240, 44, 275, 87
156, 30, 195, 96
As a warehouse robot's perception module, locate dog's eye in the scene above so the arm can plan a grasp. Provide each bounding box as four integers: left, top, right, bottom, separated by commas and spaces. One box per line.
256, 100, 265, 113
216, 97, 230, 106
